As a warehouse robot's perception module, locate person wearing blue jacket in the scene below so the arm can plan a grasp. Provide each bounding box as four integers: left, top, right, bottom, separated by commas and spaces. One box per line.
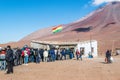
49, 48, 55, 62
61, 48, 66, 60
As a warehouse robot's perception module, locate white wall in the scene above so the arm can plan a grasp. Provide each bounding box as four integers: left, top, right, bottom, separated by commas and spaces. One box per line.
76, 40, 98, 57
31, 42, 50, 50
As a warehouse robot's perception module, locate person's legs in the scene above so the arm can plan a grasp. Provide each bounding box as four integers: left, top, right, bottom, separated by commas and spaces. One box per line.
38, 57, 40, 63
53, 55, 55, 61
24, 56, 26, 64
108, 57, 111, 63
0, 61, 3, 70
41, 56, 44, 62
31, 56, 34, 62
18, 57, 20, 65
10, 61, 13, 73
76, 55, 79, 60
0, 55, 6, 70
51, 55, 53, 61
36, 56, 38, 63
44, 57, 46, 62
7, 62, 10, 73
80, 55, 82, 61
3, 60, 6, 70
44, 57, 47, 62
71, 53, 73, 59
60, 55, 63, 60
46, 57, 48, 62
26, 56, 28, 64
16, 58, 19, 65
0, 61, 1, 70
64, 55, 66, 60
20, 56, 22, 65
0, 60, 6, 70
57, 54, 60, 60
36, 56, 40, 63
22, 56, 24, 64
107, 57, 109, 63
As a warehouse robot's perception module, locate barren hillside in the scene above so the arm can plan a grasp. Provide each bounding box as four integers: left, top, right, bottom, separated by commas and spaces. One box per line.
1, 2, 120, 54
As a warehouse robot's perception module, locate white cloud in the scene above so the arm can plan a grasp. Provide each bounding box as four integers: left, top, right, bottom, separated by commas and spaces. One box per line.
93, 0, 120, 5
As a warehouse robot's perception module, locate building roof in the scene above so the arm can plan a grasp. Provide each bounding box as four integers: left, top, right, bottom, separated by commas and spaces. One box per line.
31, 40, 97, 46
31, 40, 78, 46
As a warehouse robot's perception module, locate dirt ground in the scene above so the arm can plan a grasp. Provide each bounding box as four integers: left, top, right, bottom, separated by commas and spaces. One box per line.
0, 55, 120, 80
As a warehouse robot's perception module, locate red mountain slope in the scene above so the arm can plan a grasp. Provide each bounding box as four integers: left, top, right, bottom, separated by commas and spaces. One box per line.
21, 2, 120, 42
1, 2, 120, 54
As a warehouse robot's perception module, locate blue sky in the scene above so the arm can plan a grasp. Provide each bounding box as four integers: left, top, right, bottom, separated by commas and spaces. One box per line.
0, 0, 109, 43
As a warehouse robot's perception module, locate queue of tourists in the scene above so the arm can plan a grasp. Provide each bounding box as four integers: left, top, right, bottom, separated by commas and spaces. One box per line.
0, 45, 75, 73
0, 45, 114, 74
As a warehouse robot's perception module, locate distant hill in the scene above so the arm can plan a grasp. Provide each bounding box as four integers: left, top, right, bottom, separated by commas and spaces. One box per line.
21, 2, 120, 41
1, 2, 120, 54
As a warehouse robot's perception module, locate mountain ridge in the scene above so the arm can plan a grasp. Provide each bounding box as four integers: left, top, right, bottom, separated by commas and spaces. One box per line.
0, 2, 120, 54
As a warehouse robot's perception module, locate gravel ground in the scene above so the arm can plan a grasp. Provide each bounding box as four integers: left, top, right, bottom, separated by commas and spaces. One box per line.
0, 56, 120, 80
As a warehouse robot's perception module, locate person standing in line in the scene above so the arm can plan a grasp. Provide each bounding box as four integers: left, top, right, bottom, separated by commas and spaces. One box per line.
15, 48, 22, 65
69, 48, 73, 59
79, 49, 83, 61
5, 45, 14, 74
57, 48, 61, 60
24, 49, 28, 65
43, 49, 48, 62
49, 48, 56, 61
29, 48, 35, 62
76, 49, 80, 60
0, 48, 6, 70
35, 48, 40, 64
39, 48, 44, 62
61, 48, 66, 60
54, 48, 57, 60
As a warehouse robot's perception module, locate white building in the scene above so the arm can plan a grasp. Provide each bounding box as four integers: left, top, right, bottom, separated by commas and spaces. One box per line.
76, 40, 98, 57
31, 40, 98, 57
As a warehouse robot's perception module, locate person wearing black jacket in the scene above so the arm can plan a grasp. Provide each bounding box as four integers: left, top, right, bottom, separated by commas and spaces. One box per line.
39, 49, 44, 62
15, 48, 22, 65
106, 50, 111, 63
5, 45, 14, 74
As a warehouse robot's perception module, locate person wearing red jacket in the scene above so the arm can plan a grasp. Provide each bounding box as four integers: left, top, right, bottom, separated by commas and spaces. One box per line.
76, 49, 80, 60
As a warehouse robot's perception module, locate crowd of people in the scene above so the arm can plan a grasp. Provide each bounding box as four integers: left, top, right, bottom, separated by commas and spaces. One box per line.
0, 45, 76, 74
0, 45, 114, 74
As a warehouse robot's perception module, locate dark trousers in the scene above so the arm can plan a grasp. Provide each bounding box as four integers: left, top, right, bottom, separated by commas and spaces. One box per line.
41, 56, 44, 62
61, 55, 66, 60
76, 54, 79, 60
36, 56, 40, 63
51, 55, 55, 61
7, 61, 13, 73
17, 57, 21, 65
107, 57, 111, 63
